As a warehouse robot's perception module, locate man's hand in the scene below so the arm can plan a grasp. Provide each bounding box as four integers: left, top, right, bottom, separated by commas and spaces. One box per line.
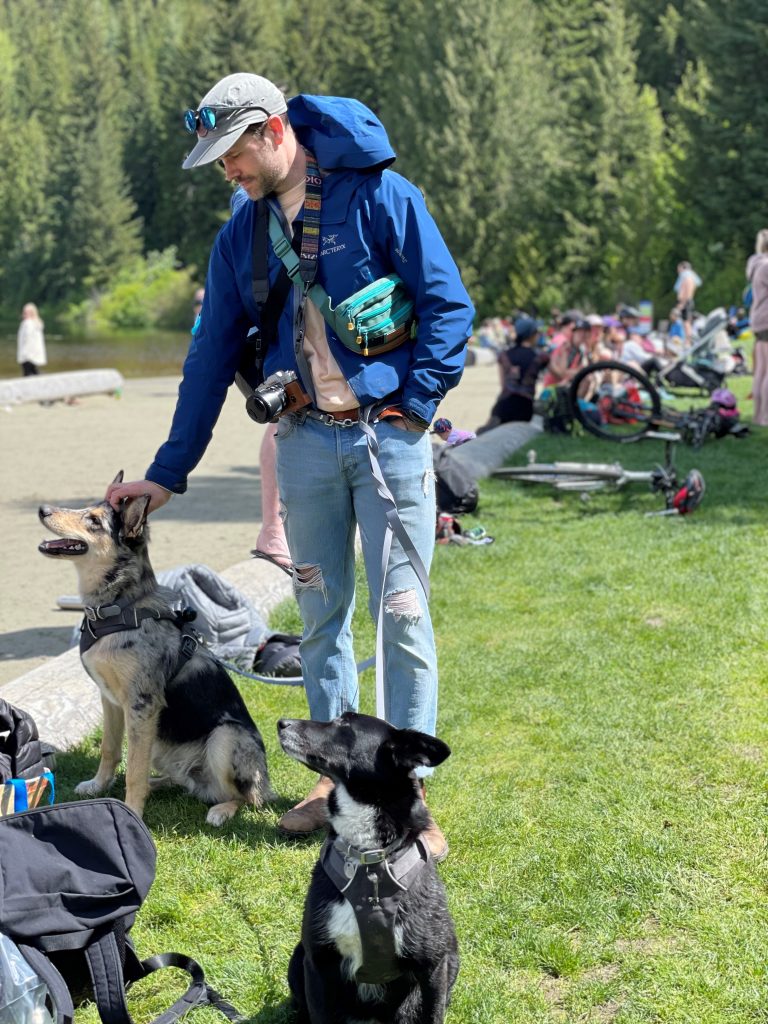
106, 478, 172, 513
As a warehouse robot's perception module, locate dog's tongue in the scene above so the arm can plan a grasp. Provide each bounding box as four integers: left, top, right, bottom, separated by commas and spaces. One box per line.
39, 538, 88, 555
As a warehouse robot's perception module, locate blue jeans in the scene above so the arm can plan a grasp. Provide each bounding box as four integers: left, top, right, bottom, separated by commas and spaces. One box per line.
275, 413, 438, 755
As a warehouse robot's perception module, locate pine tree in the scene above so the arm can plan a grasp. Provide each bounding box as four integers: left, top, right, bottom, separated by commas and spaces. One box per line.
668, 0, 768, 305
533, 0, 674, 311
374, 0, 561, 316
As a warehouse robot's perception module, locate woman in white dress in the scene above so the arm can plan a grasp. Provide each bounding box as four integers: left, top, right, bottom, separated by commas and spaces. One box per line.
16, 303, 47, 376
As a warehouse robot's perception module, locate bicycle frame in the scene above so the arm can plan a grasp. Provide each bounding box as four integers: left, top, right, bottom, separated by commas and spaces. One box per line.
493, 432, 704, 516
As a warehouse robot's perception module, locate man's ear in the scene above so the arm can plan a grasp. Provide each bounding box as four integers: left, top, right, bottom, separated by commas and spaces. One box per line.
386, 729, 451, 771
266, 114, 285, 145
120, 494, 151, 539
111, 470, 124, 486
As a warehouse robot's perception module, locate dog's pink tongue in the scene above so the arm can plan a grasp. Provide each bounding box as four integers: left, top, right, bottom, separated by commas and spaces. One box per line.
39, 538, 87, 554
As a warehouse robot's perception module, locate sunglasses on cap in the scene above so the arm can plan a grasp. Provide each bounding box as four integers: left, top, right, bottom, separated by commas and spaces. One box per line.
183, 104, 271, 137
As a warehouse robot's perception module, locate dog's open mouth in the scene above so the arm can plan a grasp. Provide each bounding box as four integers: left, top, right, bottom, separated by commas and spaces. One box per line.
38, 538, 89, 557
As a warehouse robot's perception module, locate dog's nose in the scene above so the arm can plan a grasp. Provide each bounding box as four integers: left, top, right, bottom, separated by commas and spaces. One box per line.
39, 505, 52, 521
277, 719, 291, 732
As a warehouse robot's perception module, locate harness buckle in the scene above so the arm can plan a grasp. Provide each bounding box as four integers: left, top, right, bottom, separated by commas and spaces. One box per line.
180, 634, 199, 660
96, 604, 121, 620
358, 848, 388, 866
84, 606, 97, 622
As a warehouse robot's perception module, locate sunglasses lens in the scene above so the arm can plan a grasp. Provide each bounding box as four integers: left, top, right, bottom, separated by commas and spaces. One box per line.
183, 109, 197, 133
199, 107, 217, 132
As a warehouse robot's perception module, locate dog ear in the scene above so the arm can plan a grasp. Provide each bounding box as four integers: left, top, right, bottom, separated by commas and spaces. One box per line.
388, 729, 451, 771
111, 470, 124, 486
120, 494, 151, 539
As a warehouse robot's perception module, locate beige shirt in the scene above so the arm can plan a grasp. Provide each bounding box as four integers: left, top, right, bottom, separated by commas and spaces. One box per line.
278, 182, 358, 412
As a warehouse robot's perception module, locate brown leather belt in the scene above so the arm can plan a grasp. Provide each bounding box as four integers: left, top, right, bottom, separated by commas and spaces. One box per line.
304, 407, 361, 427
322, 407, 360, 421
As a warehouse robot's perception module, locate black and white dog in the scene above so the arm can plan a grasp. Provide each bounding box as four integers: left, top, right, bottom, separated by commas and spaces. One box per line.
277, 712, 459, 1023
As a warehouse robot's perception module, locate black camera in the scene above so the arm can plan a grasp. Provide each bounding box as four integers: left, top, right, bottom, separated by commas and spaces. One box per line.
245, 370, 311, 424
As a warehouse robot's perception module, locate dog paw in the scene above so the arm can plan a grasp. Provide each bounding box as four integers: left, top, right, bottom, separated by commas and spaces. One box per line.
75, 777, 111, 797
206, 801, 239, 826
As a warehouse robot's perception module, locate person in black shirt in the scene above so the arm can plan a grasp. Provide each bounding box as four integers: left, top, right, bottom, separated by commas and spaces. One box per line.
478, 316, 548, 431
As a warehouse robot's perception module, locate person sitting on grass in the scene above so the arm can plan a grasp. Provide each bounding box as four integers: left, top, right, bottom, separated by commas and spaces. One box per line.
478, 315, 549, 431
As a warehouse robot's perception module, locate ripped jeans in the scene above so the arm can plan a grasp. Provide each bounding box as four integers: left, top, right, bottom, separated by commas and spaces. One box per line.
276, 413, 438, 749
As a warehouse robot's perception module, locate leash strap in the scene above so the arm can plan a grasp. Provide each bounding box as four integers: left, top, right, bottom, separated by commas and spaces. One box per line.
358, 407, 431, 720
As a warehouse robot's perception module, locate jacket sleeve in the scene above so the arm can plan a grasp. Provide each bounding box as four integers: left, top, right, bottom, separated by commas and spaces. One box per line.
146, 229, 253, 493
374, 173, 475, 424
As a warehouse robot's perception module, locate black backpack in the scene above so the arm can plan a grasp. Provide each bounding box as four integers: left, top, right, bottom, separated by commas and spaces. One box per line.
0, 698, 46, 784
432, 445, 479, 515
0, 798, 241, 1024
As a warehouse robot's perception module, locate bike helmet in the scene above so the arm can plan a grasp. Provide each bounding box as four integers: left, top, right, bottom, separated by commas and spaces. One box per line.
710, 387, 737, 409
432, 417, 452, 434
672, 469, 706, 515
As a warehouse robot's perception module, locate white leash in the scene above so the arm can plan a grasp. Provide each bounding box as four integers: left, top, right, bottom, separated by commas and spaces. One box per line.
358, 408, 431, 719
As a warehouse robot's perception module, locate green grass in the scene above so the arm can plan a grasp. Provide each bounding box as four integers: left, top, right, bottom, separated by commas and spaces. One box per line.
57, 381, 768, 1023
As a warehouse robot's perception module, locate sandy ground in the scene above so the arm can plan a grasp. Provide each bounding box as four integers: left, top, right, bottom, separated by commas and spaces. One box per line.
0, 361, 498, 688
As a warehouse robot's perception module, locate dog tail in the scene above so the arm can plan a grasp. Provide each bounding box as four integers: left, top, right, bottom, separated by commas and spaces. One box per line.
238, 771, 277, 807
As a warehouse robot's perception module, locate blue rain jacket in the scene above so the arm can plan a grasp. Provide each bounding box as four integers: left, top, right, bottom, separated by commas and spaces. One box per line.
147, 95, 475, 493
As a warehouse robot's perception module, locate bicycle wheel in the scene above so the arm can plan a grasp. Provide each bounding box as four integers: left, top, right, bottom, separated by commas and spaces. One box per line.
568, 360, 662, 442
493, 462, 624, 489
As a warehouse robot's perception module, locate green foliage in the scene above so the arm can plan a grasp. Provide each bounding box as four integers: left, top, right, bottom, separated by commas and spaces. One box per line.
0, 0, 764, 325
63, 248, 197, 332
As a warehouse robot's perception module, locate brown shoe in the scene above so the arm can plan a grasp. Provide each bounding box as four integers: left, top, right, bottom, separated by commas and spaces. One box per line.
278, 775, 334, 835
419, 782, 449, 863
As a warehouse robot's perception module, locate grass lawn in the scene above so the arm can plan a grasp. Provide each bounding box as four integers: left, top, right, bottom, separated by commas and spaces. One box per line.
57, 376, 768, 1023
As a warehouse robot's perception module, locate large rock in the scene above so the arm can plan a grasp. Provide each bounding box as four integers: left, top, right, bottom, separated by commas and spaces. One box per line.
445, 419, 543, 482
0, 369, 124, 407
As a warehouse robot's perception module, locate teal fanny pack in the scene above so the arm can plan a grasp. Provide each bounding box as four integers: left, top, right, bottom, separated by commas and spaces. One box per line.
268, 211, 416, 356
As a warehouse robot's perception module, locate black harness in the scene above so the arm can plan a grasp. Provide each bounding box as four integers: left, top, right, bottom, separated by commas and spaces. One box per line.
79, 599, 201, 678
320, 833, 430, 985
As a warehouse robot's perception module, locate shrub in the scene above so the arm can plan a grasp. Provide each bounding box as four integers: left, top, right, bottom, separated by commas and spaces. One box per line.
61, 248, 199, 334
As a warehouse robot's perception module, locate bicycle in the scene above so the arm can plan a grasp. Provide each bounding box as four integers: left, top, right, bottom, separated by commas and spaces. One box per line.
492, 431, 705, 517
566, 359, 747, 447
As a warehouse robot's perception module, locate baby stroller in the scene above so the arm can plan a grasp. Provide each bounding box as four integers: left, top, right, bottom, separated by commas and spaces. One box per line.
656, 308, 732, 396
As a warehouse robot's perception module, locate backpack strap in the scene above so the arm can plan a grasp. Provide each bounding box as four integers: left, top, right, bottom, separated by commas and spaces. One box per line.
16, 944, 75, 1024
84, 925, 134, 1024
139, 954, 244, 1024
85, 923, 245, 1024
126, 933, 244, 1024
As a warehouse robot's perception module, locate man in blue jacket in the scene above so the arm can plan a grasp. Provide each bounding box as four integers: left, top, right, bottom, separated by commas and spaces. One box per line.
108, 74, 474, 856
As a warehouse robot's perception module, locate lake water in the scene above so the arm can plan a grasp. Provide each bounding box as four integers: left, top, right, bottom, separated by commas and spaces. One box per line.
0, 330, 192, 379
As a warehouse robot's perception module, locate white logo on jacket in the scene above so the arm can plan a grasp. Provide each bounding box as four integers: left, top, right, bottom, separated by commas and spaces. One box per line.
321, 234, 346, 256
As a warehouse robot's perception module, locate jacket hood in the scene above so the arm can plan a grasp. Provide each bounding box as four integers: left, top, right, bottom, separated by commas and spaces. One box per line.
287, 94, 396, 171
746, 252, 768, 280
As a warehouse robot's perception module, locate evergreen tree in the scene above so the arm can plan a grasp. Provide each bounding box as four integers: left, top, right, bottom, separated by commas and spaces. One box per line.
376, 0, 561, 316
668, 0, 768, 306
533, 0, 674, 311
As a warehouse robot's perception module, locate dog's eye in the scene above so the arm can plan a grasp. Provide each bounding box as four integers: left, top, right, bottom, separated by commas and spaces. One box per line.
86, 515, 103, 530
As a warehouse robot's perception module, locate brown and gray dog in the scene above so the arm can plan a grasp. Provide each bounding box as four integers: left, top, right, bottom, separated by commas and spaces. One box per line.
38, 472, 275, 825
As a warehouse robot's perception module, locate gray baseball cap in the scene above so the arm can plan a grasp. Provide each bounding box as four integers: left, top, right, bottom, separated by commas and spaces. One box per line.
182, 73, 288, 170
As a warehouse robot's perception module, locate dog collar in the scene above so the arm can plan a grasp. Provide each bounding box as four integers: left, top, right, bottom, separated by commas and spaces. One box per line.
321, 832, 430, 985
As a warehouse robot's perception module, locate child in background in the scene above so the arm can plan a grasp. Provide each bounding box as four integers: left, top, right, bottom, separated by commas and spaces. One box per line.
666, 306, 686, 354
431, 417, 476, 446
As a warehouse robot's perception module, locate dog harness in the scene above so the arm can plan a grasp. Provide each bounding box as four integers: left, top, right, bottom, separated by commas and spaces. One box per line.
320, 833, 430, 984
79, 598, 201, 673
